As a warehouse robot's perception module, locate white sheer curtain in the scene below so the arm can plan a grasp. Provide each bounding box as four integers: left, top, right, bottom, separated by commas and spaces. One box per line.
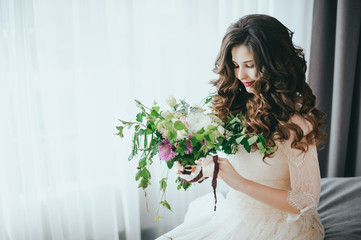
0, 0, 313, 239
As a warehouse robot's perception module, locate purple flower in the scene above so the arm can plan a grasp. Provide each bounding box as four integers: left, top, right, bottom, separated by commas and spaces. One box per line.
158, 139, 176, 161
184, 140, 193, 154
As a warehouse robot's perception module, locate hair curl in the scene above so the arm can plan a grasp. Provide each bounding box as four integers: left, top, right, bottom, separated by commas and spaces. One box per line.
210, 14, 327, 161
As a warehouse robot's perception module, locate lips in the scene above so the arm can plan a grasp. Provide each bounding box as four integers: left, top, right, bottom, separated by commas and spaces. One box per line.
242, 81, 255, 87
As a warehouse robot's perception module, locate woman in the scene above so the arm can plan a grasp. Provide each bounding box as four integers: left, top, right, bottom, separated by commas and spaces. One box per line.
157, 14, 327, 240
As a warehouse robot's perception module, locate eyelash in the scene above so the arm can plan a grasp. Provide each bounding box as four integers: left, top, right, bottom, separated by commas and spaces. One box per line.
233, 64, 254, 68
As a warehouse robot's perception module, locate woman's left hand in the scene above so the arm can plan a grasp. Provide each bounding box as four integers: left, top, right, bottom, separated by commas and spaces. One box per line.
218, 157, 246, 192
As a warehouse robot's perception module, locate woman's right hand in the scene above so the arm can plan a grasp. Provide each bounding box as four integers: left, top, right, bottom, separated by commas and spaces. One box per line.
174, 155, 216, 182
195, 155, 215, 178
174, 161, 202, 182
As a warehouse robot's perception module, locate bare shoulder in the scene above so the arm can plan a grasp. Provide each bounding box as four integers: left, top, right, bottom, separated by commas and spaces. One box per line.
287, 113, 313, 136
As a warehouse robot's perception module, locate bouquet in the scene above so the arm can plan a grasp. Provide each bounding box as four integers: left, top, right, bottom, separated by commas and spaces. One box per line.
116, 95, 274, 221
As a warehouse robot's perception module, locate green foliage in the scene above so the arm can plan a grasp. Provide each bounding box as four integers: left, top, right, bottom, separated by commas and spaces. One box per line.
247, 135, 258, 145
160, 200, 172, 212
116, 126, 124, 138
173, 121, 186, 130
159, 178, 167, 192
166, 160, 174, 169
167, 130, 177, 141
116, 99, 166, 215
221, 112, 275, 155
175, 177, 191, 191
200, 94, 218, 107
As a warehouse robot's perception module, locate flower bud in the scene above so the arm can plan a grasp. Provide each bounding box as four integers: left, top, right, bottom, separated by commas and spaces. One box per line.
166, 95, 177, 107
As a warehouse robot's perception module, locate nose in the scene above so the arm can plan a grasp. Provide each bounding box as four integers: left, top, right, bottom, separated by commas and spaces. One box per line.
236, 67, 247, 80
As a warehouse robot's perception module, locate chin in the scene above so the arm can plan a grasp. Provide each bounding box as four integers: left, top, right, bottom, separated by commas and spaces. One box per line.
245, 87, 254, 94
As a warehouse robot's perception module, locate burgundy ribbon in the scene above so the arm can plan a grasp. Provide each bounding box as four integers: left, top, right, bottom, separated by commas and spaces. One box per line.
212, 155, 219, 211
181, 170, 204, 183
180, 155, 219, 211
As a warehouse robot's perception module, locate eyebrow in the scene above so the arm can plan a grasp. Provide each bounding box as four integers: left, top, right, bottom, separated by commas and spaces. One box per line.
232, 60, 254, 63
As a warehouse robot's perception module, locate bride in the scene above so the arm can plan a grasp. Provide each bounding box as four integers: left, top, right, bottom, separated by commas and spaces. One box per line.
156, 14, 326, 240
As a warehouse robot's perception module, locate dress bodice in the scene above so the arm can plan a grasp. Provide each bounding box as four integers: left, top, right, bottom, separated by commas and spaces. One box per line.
228, 142, 291, 191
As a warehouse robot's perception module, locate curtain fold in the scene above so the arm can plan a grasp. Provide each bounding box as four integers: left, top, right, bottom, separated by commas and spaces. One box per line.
0, 0, 314, 239
309, 0, 361, 177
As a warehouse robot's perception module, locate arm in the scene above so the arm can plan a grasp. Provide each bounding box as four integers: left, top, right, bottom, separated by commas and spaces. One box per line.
218, 157, 301, 215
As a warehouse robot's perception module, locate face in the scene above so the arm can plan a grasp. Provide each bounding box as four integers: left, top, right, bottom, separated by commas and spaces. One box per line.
231, 45, 259, 93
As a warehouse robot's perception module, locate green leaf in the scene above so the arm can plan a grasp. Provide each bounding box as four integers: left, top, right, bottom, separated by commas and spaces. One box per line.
153, 100, 158, 105
268, 146, 275, 153
194, 133, 204, 141
152, 106, 160, 113
204, 134, 211, 142
136, 113, 143, 122
159, 178, 167, 192
236, 135, 246, 144
135, 171, 142, 181
150, 110, 159, 118
207, 125, 217, 131
209, 132, 216, 142
134, 99, 142, 105
207, 141, 215, 148
138, 177, 150, 189
151, 145, 159, 157
204, 96, 213, 105
160, 200, 173, 211
138, 158, 147, 168
143, 135, 148, 149
164, 121, 173, 131
247, 135, 258, 145
142, 168, 151, 179
138, 129, 146, 135
174, 121, 186, 130
257, 142, 265, 150
190, 136, 198, 146
165, 114, 173, 121
198, 128, 205, 134
116, 126, 124, 138
167, 130, 177, 141
118, 119, 129, 125
166, 160, 174, 169
242, 138, 251, 153
258, 134, 266, 145
180, 142, 188, 153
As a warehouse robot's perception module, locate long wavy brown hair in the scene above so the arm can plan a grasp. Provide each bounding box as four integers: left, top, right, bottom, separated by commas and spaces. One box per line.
210, 14, 327, 160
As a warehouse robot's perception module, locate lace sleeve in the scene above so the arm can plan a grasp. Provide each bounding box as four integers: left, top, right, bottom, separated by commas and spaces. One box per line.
281, 115, 322, 222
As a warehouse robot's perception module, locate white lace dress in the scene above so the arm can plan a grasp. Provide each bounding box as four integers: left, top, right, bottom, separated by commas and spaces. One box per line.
156, 115, 325, 240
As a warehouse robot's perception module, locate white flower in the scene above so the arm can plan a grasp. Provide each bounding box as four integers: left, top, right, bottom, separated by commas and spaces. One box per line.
217, 126, 225, 136
160, 129, 169, 139
175, 129, 188, 141
225, 129, 232, 141
186, 112, 214, 134
166, 95, 177, 107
